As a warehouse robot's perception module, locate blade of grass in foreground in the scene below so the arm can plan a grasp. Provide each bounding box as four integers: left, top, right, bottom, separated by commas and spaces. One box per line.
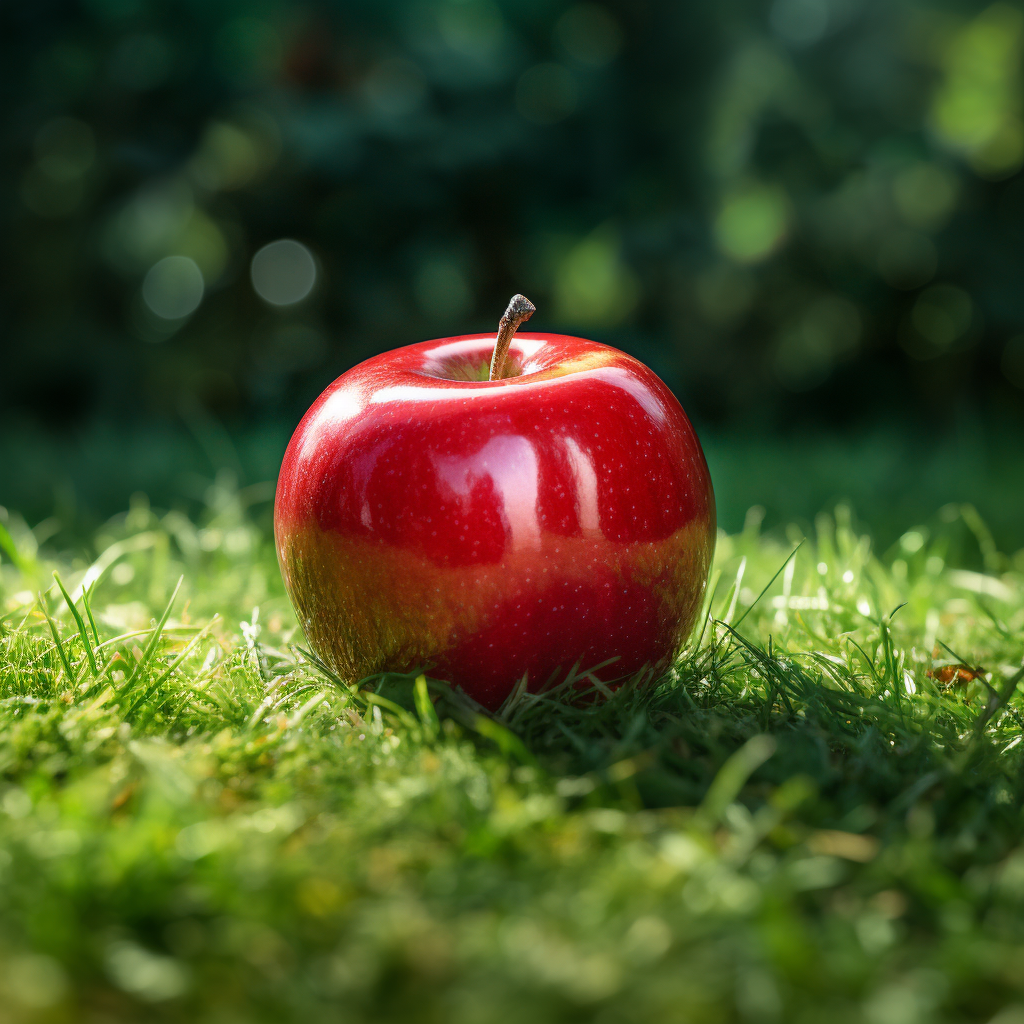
125, 614, 221, 722
82, 581, 101, 647
731, 541, 802, 630
126, 575, 184, 687
38, 593, 77, 685
52, 571, 98, 676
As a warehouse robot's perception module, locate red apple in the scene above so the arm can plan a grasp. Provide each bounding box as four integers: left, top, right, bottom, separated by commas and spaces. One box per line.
275, 297, 716, 711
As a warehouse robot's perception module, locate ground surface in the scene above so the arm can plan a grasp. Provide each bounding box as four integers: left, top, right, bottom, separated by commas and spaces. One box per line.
0, 487, 1023, 1024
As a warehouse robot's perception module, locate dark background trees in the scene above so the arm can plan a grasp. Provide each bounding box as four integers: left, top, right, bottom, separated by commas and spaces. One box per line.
2, 0, 1022, 546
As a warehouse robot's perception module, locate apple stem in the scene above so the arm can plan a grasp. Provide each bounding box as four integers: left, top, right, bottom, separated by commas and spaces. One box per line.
488, 294, 536, 381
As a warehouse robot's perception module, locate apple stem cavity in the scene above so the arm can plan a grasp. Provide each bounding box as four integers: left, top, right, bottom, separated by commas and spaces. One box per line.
488, 294, 536, 382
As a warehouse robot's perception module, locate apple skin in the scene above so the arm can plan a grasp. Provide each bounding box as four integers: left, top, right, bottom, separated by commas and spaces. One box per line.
274, 332, 715, 711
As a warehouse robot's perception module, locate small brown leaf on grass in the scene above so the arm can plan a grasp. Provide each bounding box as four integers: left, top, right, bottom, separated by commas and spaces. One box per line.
927, 664, 985, 686
928, 645, 986, 688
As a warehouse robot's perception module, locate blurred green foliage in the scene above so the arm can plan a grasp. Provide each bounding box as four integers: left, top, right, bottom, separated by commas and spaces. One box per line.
2, 0, 1023, 550
4, 0, 1024, 426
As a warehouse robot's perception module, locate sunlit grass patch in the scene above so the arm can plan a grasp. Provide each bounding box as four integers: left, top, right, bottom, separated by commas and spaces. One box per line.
0, 492, 1022, 1023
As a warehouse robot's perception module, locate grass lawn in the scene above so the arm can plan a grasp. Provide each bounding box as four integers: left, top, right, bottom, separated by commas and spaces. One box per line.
1, 486, 1023, 1023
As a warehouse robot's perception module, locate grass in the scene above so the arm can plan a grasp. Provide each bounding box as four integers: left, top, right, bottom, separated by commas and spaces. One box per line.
0, 483, 1023, 1023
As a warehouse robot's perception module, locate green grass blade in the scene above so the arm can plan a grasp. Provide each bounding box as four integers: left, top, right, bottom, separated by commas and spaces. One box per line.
414, 673, 440, 741
125, 615, 220, 722
698, 734, 777, 825
720, 556, 746, 625
970, 663, 1024, 744
127, 575, 184, 687
361, 691, 419, 731
471, 714, 538, 765
52, 571, 98, 676
732, 541, 803, 630
82, 581, 101, 647
38, 593, 78, 686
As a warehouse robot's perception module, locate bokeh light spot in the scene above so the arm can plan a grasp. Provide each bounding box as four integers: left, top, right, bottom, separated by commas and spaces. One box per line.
553, 225, 638, 327
251, 240, 317, 306
101, 181, 194, 273
714, 185, 788, 263
930, 4, 1024, 179
100, 181, 229, 284
188, 110, 280, 193
190, 122, 261, 191
142, 256, 204, 320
